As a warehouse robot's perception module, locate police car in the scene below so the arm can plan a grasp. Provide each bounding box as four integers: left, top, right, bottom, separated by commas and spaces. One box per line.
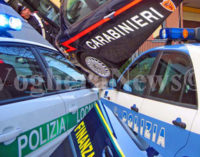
58, 0, 182, 77
101, 28, 200, 156
0, 2, 98, 157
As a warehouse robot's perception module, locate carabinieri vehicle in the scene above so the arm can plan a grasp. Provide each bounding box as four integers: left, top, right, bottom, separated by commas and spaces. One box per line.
0, 1, 98, 157
101, 27, 200, 156
58, 0, 182, 78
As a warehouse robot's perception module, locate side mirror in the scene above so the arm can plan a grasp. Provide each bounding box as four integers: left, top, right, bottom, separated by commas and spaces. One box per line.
123, 83, 132, 92
108, 79, 117, 88
123, 78, 146, 94
15, 57, 28, 64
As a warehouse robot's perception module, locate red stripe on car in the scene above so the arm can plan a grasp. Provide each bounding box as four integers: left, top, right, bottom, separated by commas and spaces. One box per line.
61, 0, 143, 52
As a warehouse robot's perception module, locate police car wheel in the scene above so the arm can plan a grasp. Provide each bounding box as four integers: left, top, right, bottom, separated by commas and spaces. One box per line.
80, 53, 112, 78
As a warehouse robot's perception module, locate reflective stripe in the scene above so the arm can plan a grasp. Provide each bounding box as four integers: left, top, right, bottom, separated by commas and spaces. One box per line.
95, 103, 125, 157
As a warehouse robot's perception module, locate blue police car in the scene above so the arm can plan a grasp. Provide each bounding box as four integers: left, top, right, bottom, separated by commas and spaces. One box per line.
101, 27, 200, 157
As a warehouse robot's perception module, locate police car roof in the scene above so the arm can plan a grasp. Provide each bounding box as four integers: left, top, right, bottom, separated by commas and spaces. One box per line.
140, 42, 200, 56
0, 2, 56, 51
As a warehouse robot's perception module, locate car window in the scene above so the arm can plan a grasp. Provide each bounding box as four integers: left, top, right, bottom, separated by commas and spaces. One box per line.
0, 45, 46, 102
150, 52, 197, 106
122, 52, 158, 96
37, 0, 60, 24
64, 0, 108, 24
37, 48, 86, 91
18, 0, 60, 25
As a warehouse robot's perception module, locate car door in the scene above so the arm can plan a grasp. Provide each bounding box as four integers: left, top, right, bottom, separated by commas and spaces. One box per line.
36, 47, 99, 131
140, 51, 198, 156
0, 43, 66, 157
102, 51, 160, 134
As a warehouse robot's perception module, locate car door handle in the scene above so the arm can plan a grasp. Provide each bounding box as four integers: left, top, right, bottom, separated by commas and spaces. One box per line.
104, 91, 110, 100
69, 105, 78, 114
131, 104, 139, 113
172, 118, 186, 129
104, 11, 116, 19
0, 128, 22, 143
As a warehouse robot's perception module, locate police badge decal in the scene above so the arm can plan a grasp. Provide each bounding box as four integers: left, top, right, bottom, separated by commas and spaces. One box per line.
160, 0, 176, 12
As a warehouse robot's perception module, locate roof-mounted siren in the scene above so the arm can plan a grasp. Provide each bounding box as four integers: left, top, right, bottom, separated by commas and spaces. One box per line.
0, 13, 22, 31
160, 28, 200, 43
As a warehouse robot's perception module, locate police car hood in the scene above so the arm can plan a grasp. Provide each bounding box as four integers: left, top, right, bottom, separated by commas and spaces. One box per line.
59, 0, 182, 64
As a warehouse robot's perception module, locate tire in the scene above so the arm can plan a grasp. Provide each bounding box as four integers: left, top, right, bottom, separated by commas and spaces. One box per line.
79, 52, 115, 78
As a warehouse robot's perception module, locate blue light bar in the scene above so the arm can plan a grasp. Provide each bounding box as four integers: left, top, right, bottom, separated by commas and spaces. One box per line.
0, 13, 22, 31
160, 28, 195, 40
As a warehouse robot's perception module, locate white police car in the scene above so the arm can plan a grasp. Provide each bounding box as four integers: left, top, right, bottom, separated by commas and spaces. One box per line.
0, 1, 98, 157
101, 27, 200, 156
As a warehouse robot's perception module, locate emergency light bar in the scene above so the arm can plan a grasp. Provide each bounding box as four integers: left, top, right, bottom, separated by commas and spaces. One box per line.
160, 28, 200, 42
0, 13, 22, 31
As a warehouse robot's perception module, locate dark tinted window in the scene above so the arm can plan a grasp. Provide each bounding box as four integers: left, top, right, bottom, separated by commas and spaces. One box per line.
122, 52, 158, 96
150, 52, 197, 106
37, 48, 86, 90
0, 45, 46, 102
64, 0, 108, 24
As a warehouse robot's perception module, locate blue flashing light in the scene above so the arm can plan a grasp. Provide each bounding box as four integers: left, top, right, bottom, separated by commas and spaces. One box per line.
0, 14, 8, 27
0, 13, 22, 31
9, 17, 22, 30
160, 28, 195, 41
